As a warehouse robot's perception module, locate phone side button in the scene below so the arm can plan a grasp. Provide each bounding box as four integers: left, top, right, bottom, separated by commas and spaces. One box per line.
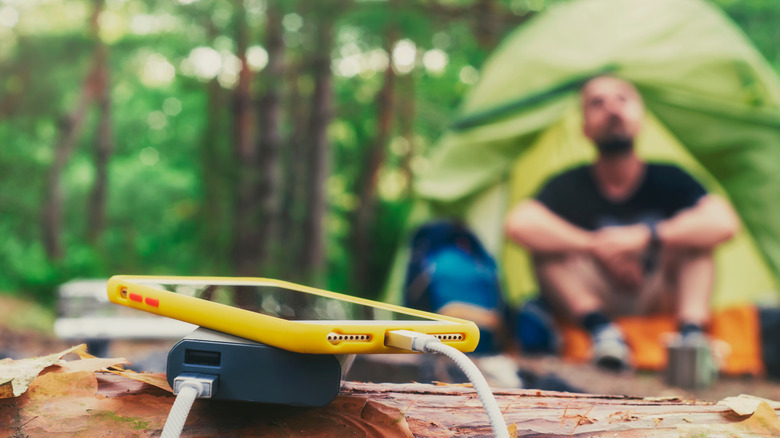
129, 293, 143, 303
145, 297, 159, 307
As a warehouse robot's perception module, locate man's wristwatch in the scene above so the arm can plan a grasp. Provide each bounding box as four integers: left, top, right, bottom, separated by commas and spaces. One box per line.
647, 222, 661, 249
644, 222, 662, 273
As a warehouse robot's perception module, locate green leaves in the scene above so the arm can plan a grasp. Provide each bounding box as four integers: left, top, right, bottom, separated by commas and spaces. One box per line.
0, 0, 776, 301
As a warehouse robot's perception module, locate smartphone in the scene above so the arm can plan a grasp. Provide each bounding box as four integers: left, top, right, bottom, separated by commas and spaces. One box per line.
106, 275, 480, 354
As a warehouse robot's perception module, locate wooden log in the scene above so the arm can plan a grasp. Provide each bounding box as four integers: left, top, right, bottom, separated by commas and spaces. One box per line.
341, 381, 780, 437
2, 368, 779, 437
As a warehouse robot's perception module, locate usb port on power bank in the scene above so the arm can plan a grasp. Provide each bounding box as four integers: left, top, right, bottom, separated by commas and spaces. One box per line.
184, 349, 221, 367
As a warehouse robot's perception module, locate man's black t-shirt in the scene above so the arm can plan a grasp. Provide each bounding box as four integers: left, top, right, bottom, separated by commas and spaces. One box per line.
535, 163, 707, 230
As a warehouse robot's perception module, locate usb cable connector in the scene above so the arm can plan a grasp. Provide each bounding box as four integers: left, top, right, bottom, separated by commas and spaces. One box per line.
384, 329, 442, 352
173, 373, 218, 398
163, 373, 219, 438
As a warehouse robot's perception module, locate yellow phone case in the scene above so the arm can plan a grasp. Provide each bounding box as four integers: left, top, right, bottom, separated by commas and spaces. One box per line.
106, 275, 480, 354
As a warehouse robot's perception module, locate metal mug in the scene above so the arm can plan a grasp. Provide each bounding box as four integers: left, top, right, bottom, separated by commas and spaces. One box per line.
665, 335, 718, 389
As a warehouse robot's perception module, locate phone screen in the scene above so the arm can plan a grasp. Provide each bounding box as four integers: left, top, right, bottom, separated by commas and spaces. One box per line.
130, 278, 443, 323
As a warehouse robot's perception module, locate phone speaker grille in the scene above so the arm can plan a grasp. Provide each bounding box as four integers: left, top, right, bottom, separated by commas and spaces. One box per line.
434, 333, 464, 341
327, 333, 372, 344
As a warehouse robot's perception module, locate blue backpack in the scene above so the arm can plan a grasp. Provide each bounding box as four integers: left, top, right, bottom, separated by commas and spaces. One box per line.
402, 221, 504, 353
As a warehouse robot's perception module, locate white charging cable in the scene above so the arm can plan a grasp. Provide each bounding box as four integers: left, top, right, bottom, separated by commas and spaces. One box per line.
161, 374, 218, 438
385, 330, 510, 438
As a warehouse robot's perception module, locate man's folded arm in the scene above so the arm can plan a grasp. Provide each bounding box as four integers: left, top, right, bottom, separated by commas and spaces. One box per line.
505, 200, 593, 254
656, 194, 739, 249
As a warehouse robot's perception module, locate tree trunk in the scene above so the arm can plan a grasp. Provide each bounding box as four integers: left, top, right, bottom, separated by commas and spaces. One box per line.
42, 0, 106, 259
42, 97, 92, 259
87, 44, 112, 245
230, 0, 260, 277
200, 76, 232, 272
196, 10, 233, 272
472, 0, 501, 50
405, 0, 531, 52
300, 10, 337, 284
255, 0, 285, 272
398, 73, 416, 196
278, 58, 307, 281
349, 27, 398, 295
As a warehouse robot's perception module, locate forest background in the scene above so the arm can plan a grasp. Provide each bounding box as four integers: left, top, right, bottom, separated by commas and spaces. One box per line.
0, 0, 777, 306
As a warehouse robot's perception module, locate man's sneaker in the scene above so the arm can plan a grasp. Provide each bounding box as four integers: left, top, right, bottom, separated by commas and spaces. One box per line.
591, 323, 630, 371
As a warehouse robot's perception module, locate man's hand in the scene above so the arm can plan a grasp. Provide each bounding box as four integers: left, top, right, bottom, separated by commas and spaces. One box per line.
592, 224, 652, 261
591, 224, 652, 290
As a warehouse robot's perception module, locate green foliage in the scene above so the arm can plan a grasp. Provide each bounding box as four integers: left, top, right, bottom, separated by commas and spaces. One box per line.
713, 0, 780, 70
0, 0, 776, 306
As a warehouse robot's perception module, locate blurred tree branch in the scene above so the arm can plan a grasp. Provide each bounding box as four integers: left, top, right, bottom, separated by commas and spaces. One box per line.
87, 0, 113, 246
300, 5, 339, 284
230, 0, 261, 277
42, 0, 109, 260
350, 22, 399, 297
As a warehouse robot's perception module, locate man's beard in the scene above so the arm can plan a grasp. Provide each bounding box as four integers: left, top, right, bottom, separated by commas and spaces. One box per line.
596, 136, 634, 156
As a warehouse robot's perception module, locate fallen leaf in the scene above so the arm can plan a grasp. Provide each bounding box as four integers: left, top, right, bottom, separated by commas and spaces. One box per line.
49, 357, 130, 374
736, 401, 780, 434
107, 369, 173, 393
0, 371, 159, 436
508, 422, 518, 438
0, 344, 88, 398
2, 369, 417, 437
72, 347, 98, 360
0, 378, 12, 398
718, 394, 780, 416
678, 401, 780, 436
25, 370, 98, 400
653, 417, 663, 426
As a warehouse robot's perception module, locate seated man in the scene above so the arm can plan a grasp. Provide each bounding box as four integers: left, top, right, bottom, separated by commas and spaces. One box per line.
504, 76, 739, 369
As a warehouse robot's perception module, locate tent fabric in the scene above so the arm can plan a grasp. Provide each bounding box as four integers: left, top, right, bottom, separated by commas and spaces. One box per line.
406, 0, 780, 308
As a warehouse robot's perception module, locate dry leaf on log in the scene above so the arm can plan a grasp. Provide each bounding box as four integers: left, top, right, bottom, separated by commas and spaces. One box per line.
718, 394, 780, 416
678, 401, 780, 436
0, 344, 89, 398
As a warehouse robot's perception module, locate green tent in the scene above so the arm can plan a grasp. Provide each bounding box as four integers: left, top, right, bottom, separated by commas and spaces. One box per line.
386, 0, 780, 310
